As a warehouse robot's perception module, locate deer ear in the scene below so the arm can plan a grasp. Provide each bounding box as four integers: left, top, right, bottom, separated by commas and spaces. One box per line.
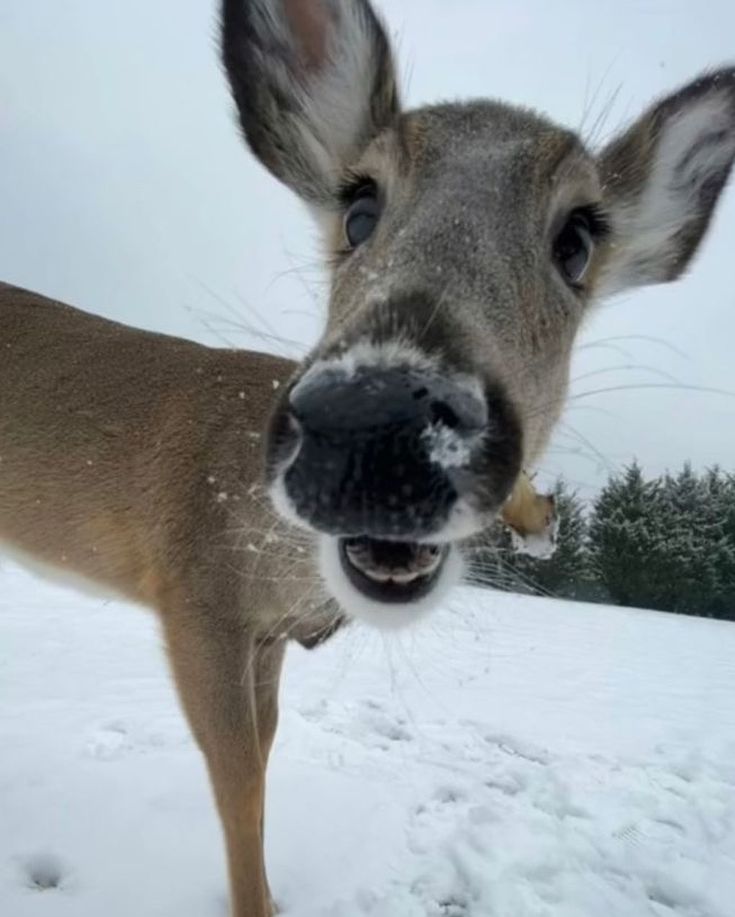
597, 68, 735, 297
221, 0, 400, 205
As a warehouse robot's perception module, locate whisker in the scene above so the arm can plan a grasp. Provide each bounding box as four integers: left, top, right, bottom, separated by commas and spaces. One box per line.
570, 363, 681, 386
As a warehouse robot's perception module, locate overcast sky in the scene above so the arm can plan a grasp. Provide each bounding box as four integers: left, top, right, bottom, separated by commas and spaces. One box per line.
2, 0, 734, 498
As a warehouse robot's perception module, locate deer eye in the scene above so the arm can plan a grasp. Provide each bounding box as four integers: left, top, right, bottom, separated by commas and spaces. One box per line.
344, 185, 380, 249
553, 208, 598, 286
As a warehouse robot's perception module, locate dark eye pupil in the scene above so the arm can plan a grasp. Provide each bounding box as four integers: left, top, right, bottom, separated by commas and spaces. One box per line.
554, 213, 593, 285
345, 193, 379, 248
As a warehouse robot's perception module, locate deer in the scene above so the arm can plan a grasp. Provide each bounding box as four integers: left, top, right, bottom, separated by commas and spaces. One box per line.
1, 1, 734, 914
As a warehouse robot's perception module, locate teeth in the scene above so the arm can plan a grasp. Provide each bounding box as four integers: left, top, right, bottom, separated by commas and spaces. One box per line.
345, 543, 372, 566
359, 567, 424, 585
361, 568, 393, 583
345, 541, 444, 584
388, 569, 423, 584
416, 546, 442, 572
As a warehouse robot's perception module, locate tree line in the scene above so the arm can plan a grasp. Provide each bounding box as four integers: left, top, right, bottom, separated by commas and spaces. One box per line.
470, 462, 735, 621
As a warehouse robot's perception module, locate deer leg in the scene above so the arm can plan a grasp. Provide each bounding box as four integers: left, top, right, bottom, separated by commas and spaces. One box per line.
253, 641, 286, 914
161, 606, 285, 917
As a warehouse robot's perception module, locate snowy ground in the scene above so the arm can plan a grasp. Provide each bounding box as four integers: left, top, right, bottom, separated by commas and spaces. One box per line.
1, 562, 734, 917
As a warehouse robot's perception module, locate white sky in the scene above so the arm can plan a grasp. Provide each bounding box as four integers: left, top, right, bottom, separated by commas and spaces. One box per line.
2, 0, 734, 498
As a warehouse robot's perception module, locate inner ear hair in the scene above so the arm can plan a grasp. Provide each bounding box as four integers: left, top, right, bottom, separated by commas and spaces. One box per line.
597, 67, 735, 295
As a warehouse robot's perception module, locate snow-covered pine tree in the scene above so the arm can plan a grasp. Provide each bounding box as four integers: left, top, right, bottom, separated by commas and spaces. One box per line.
587, 461, 669, 609
590, 463, 735, 617
698, 467, 735, 618
656, 465, 708, 614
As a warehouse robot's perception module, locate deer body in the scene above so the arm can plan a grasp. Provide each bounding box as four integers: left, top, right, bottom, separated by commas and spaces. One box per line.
3, 1, 735, 914
2, 285, 269, 606
0, 282, 341, 641
1, 282, 341, 915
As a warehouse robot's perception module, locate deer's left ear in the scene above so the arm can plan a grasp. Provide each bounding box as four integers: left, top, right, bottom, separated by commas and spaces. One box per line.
597, 68, 735, 297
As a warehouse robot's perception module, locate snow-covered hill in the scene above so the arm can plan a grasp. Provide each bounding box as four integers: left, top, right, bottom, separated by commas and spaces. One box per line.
1, 562, 734, 917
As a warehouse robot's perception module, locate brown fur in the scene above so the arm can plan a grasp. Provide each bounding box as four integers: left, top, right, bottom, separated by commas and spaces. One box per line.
3, 3, 735, 914
502, 472, 556, 539
0, 282, 334, 915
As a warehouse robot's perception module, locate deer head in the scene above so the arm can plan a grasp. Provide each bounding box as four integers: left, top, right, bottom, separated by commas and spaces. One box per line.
222, 0, 735, 626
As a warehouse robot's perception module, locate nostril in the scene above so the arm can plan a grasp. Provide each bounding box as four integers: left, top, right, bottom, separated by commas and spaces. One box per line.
428, 384, 487, 435
266, 405, 303, 476
429, 400, 460, 430
285, 411, 303, 448
285, 410, 301, 435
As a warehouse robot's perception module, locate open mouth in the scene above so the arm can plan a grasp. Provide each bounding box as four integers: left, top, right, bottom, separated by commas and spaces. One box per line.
338, 536, 449, 603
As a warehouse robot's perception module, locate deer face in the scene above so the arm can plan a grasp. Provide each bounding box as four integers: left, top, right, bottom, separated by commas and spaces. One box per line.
222, 0, 735, 627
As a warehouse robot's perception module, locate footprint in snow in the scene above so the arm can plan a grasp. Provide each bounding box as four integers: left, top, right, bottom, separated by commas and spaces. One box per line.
83, 720, 172, 760
299, 699, 413, 748
297, 699, 329, 723
362, 711, 413, 744
614, 816, 686, 848
23, 852, 66, 891
481, 732, 550, 766
409, 782, 474, 855
410, 873, 473, 916
84, 721, 132, 761
433, 785, 468, 806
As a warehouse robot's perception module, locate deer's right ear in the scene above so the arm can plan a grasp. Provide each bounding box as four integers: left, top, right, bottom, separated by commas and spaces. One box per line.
221, 0, 400, 205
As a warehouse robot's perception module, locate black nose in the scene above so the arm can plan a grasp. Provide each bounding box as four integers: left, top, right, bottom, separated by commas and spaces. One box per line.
274, 365, 491, 538
291, 366, 488, 438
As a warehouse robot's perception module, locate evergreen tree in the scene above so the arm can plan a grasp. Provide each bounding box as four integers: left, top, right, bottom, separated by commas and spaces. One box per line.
469, 461, 735, 621
655, 465, 735, 616
589, 462, 735, 618
656, 464, 709, 614
587, 462, 669, 609
698, 467, 735, 618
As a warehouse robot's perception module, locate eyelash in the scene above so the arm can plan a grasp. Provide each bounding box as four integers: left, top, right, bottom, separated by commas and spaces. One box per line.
575, 203, 611, 239
338, 174, 377, 206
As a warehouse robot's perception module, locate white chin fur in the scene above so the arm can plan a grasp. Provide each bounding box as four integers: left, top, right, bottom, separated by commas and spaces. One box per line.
318, 536, 463, 630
